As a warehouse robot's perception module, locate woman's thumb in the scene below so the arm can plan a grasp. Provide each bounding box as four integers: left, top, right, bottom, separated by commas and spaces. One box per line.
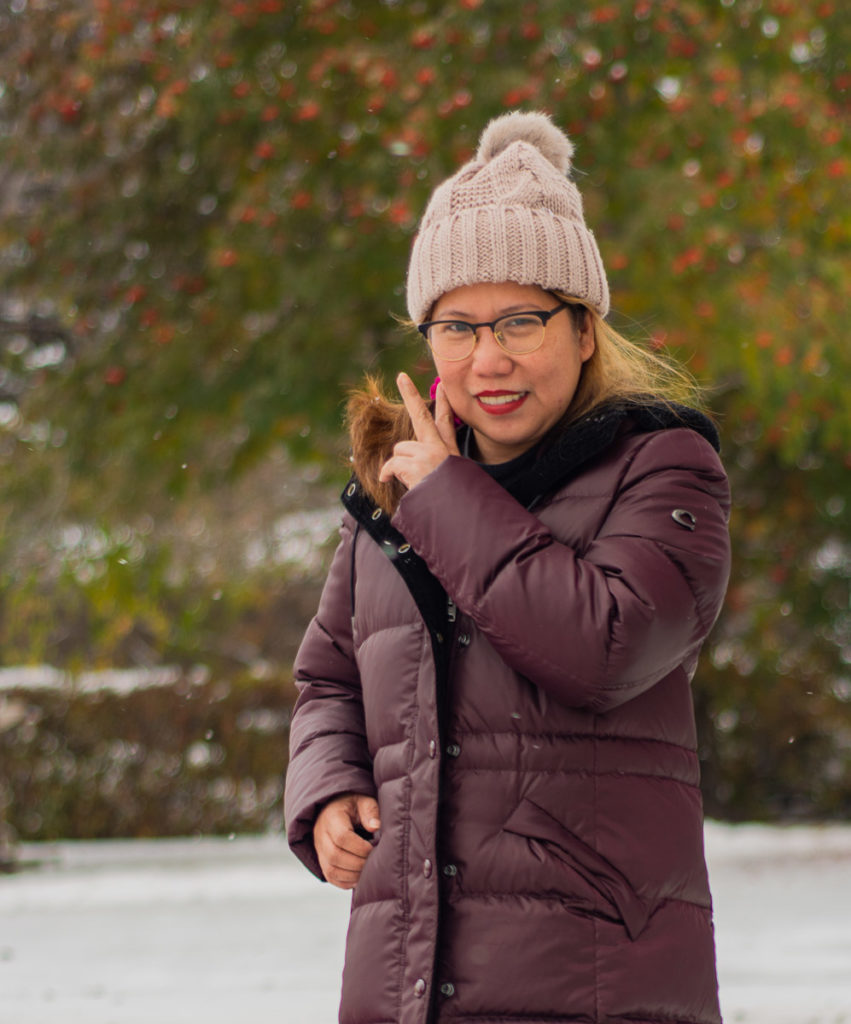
435, 381, 461, 449
356, 795, 381, 832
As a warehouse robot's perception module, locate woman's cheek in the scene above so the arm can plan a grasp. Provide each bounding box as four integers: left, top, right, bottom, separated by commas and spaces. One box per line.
436, 371, 466, 417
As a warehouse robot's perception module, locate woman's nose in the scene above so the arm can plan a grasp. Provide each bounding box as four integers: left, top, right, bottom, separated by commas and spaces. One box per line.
470, 327, 513, 375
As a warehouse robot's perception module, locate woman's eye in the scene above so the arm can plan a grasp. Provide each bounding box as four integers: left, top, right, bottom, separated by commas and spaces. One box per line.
445, 322, 472, 335
502, 315, 540, 331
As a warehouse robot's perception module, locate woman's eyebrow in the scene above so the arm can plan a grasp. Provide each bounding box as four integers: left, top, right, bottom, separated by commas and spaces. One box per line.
433, 304, 545, 319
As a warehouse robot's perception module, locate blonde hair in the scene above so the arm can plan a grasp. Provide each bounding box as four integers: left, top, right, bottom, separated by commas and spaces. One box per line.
346, 376, 414, 515
552, 292, 704, 422
346, 295, 705, 512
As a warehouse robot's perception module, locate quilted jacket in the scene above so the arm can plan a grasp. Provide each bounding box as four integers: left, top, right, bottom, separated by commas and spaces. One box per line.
286, 402, 731, 1024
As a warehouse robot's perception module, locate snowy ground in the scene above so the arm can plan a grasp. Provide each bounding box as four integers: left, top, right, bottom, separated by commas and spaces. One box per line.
1, 822, 850, 1024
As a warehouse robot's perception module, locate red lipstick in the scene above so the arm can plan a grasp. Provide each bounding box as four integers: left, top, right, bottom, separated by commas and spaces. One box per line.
475, 390, 528, 415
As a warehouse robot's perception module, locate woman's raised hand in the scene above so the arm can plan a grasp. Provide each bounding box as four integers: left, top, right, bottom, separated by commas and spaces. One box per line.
378, 372, 460, 492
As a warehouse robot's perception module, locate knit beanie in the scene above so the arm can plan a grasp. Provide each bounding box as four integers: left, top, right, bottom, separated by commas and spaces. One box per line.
406, 110, 610, 324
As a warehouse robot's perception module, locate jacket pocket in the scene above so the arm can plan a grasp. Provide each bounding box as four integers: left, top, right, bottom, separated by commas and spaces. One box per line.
503, 797, 651, 941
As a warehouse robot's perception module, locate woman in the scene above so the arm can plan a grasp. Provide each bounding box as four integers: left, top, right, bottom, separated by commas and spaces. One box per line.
285, 111, 731, 1024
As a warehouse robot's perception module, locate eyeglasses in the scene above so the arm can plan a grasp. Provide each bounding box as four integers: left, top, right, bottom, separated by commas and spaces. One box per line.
417, 302, 569, 361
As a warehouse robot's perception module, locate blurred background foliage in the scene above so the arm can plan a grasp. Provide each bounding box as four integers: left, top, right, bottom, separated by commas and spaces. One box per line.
0, 0, 849, 837
1, 668, 295, 839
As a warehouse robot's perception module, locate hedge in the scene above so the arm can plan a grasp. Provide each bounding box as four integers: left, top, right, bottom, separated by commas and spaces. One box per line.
0, 669, 294, 840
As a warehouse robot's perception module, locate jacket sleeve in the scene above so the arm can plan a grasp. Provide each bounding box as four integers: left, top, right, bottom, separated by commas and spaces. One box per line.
284, 513, 375, 878
392, 429, 731, 714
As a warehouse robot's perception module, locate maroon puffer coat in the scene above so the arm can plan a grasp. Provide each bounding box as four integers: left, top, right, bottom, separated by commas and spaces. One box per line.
286, 409, 731, 1024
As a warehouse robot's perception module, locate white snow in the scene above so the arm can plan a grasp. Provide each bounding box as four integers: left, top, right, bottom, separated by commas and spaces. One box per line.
1, 822, 850, 1024
0, 665, 186, 695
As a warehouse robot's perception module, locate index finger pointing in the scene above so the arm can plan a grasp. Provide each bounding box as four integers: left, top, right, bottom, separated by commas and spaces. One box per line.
397, 372, 442, 444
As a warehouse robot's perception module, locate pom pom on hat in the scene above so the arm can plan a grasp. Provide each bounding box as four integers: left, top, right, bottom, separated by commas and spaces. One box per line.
476, 110, 575, 175
406, 110, 610, 324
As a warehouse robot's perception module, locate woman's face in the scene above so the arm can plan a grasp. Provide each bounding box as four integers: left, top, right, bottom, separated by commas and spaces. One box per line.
429, 282, 595, 464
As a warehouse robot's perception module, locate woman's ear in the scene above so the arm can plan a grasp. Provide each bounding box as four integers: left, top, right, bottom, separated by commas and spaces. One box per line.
578, 309, 595, 363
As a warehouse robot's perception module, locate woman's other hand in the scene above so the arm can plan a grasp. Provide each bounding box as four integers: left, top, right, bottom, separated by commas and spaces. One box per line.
378, 373, 460, 492
314, 793, 381, 890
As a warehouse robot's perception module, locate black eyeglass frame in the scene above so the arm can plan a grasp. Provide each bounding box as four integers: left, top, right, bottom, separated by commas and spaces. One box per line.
416, 302, 570, 360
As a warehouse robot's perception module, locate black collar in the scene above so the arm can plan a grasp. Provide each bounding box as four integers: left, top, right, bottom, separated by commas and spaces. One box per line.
456, 399, 720, 511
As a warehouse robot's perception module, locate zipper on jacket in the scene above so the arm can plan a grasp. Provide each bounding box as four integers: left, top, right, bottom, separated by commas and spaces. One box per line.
425, 594, 459, 1024
339, 481, 460, 1023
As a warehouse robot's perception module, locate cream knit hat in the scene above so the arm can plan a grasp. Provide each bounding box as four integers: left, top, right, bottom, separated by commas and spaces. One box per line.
406, 110, 610, 323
